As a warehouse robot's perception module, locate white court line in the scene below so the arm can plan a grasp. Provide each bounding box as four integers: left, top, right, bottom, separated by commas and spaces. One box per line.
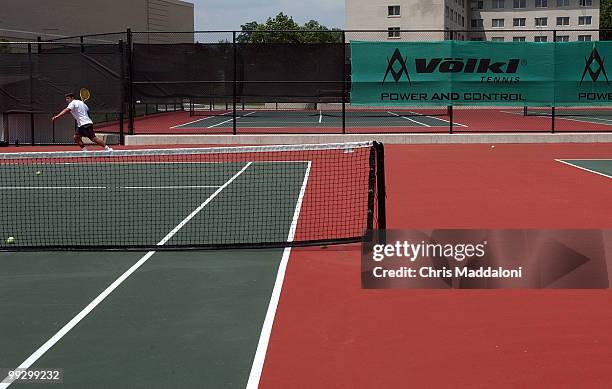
208, 111, 256, 128
0, 186, 220, 190
170, 111, 232, 129
318, 110, 323, 123
387, 111, 431, 127
0, 186, 107, 190
407, 111, 468, 128
499, 110, 612, 126
555, 159, 612, 179
121, 185, 221, 189
0, 162, 253, 389
246, 161, 312, 389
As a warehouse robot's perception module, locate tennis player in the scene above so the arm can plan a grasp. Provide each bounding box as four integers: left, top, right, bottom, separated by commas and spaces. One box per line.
52, 93, 112, 151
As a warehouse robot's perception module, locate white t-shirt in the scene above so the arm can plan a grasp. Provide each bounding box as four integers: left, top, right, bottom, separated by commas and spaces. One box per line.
67, 100, 93, 127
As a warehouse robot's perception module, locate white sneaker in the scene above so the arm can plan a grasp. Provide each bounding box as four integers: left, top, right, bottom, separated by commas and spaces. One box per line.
81, 147, 89, 151
105, 146, 113, 151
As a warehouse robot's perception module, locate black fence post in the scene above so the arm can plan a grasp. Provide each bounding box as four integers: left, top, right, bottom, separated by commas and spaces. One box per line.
342, 31, 347, 135
232, 31, 237, 136
28, 42, 34, 145
80, 36, 84, 53
119, 39, 125, 145
552, 29, 557, 133
126, 28, 134, 135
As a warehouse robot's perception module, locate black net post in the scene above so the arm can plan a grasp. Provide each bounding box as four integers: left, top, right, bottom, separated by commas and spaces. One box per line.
119, 39, 126, 145
232, 31, 237, 135
126, 28, 135, 135
375, 142, 386, 230
449, 106, 454, 134
342, 31, 347, 135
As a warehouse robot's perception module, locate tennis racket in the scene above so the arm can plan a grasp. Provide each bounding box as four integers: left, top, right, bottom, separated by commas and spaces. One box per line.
79, 87, 91, 102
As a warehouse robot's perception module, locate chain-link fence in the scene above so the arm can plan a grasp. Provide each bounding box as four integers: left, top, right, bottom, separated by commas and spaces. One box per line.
1, 29, 611, 144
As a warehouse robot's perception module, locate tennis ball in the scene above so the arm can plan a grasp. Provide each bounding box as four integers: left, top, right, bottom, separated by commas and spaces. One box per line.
491, 145, 496, 149
6, 236, 16, 244
35, 170, 42, 176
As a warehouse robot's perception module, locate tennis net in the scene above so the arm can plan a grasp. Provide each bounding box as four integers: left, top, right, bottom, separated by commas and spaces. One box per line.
0, 142, 385, 251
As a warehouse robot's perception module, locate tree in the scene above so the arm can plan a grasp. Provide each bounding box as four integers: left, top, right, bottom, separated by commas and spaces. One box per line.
236, 13, 342, 43
602, 0, 612, 40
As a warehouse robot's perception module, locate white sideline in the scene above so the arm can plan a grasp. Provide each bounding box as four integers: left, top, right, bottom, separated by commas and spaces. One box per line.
0, 162, 253, 389
245, 161, 312, 389
555, 159, 612, 179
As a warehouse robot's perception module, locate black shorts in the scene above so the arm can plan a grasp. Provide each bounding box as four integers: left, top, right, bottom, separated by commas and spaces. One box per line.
76, 124, 96, 138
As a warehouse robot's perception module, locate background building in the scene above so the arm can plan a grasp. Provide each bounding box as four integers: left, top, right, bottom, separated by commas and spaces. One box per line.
471, 0, 600, 42
345, 0, 600, 41
0, 0, 194, 43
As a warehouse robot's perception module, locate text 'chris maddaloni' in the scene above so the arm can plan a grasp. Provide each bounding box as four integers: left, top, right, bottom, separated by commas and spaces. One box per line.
360, 229, 612, 289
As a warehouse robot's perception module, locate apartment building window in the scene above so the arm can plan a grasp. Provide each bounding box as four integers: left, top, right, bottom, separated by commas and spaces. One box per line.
388, 27, 401, 38
513, 18, 526, 26
473, 0, 484, 9
388, 5, 401, 16
557, 0, 569, 6
491, 37, 505, 42
513, 37, 526, 41
513, 0, 526, 8
579, 0, 593, 6
556, 17, 570, 26
556, 35, 569, 42
534, 36, 548, 42
578, 35, 592, 41
535, 17, 548, 26
461, 16, 465, 27
445, 6, 450, 18
492, 0, 505, 9
578, 16, 592, 25
535, 0, 548, 7
471, 19, 484, 27
492, 19, 505, 28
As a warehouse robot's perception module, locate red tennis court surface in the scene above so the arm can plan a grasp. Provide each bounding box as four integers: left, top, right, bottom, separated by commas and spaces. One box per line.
96, 108, 612, 135
259, 143, 612, 389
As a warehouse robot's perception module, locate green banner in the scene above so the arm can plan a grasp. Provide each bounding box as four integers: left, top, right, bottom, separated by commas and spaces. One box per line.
350, 41, 612, 106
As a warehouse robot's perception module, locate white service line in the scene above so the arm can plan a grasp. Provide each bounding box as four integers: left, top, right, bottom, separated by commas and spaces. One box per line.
555, 159, 612, 179
246, 161, 312, 389
387, 111, 431, 127
409, 111, 468, 127
170, 115, 215, 129
318, 110, 323, 123
208, 111, 256, 128
0, 186, 107, 190
121, 185, 221, 189
0, 162, 253, 389
0, 186, 221, 190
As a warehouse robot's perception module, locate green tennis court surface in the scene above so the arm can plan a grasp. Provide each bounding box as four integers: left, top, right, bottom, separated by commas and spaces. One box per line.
557, 159, 612, 179
178, 110, 462, 129
0, 162, 307, 248
0, 161, 307, 387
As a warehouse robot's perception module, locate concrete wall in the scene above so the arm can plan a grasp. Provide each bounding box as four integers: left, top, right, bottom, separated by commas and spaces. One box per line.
0, 0, 194, 42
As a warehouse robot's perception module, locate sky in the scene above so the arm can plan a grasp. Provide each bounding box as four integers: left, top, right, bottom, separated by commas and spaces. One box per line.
191, 0, 345, 31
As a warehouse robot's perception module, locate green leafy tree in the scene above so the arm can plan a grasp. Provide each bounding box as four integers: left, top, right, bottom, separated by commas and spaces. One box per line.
602, 0, 612, 40
236, 13, 341, 43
